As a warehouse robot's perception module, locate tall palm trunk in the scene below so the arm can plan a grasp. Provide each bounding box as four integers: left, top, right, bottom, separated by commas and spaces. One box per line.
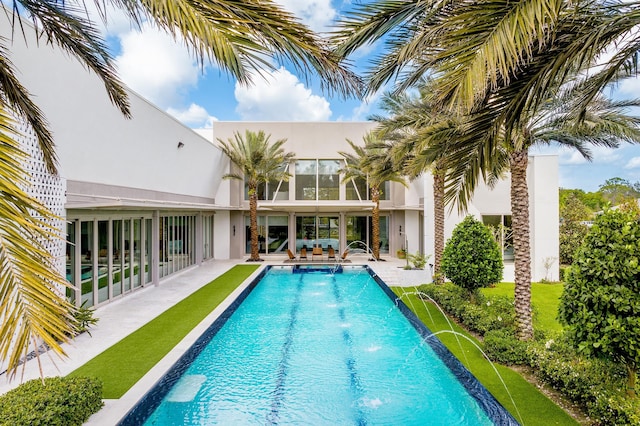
509, 149, 533, 340
371, 187, 381, 259
248, 185, 261, 261
433, 159, 445, 283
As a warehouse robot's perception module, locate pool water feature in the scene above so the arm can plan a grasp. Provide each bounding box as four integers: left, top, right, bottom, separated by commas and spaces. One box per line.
120, 265, 518, 425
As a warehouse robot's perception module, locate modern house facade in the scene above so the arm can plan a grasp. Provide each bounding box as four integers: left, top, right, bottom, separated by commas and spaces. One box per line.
4, 14, 559, 311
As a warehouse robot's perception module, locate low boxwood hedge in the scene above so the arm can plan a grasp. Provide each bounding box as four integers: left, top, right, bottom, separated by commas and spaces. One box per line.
0, 376, 103, 425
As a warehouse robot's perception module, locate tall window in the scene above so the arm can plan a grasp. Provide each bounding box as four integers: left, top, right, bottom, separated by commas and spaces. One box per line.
346, 215, 389, 253
295, 160, 317, 200
245, 164, 290, 201
245, 215, 289, 254
318, 160, 340, 200
345, 178, 391, 201
482, 215, 514, 261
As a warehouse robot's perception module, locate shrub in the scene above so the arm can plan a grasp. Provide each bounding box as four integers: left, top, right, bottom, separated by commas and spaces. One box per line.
407, 251, 430, 270
483, 329, 529, 365
0, 376, 103, 426
558, 208, 640, 396
441, 216, 503, 292
418, 283, 515, 335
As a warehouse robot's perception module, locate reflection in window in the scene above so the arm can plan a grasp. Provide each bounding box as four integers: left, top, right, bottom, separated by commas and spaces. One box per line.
245, 216, 289, 254
244, 164, 290, 201
482, 215, 514, 261
346, 177, 367, 200
295, 160, 317, 200
318, 160, 340, 200
80, 221, 94, 307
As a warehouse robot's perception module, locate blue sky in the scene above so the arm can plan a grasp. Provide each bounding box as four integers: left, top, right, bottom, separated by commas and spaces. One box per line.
89, 0, 640, 193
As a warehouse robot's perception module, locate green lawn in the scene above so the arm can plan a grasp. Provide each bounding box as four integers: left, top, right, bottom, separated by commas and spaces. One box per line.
69, 264, 260, 398
393, 287, 578, 426
482, 282, 565, 333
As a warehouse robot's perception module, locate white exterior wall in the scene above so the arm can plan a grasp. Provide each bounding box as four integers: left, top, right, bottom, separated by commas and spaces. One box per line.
3, 17, 225, 200
529, 156, 560, 281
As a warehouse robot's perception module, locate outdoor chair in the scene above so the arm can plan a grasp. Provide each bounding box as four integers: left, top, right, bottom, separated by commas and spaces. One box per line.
327, 246, 336, 260
299, 247, 308, 261
287, 249, 297, 262
312, 246, 323, 261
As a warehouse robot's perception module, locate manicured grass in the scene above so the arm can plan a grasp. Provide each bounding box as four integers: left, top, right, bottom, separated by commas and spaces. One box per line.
482, 282, 565, 333
393, 288, 578, 426
69, 264, 260, 399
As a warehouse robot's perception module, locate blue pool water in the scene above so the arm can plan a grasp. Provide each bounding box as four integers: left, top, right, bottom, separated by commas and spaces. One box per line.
121, 265, 517, 425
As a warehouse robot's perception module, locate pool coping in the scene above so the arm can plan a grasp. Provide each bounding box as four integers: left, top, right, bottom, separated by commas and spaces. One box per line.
113, 264, 520, 425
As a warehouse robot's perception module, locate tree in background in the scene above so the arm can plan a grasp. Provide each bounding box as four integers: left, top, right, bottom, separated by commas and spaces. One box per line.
559, 208, 640, 397
559, 194, 591, 265
441, 216, 503, 296
218, 130, 294, 262
598, 177, 640, 206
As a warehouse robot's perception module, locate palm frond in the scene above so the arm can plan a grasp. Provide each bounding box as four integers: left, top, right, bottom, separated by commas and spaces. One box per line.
0, 107, 74, 380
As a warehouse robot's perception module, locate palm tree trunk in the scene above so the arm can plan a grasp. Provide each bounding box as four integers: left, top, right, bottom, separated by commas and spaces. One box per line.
248, 185, 261, 261
372, 187, 380, 260
433, 159, 445, 283
510, 149, 533, 340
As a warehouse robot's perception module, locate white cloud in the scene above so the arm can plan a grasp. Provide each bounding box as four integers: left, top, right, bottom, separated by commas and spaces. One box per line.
625, 156, 640, 169
114, 23, 199, 108
166, 104, 217, 128
234, 67, 331, 121
346, 89, 383, 121
557, 145, 621, 166
275, 0, 337, 32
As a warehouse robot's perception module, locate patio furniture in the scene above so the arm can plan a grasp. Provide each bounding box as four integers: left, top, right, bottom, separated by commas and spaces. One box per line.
287, 249, 297, 262
327, 245, 336, 260
312, 246, 323, 261
299, 246, 308, 261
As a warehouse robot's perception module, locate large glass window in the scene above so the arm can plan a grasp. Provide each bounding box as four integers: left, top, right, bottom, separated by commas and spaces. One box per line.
318, 160, 340, 200
160, 214, 196, 278
145, 219, 152, 284
97, 220, 109, 303
66, 222, 76, 303
202, 215, 214, 260
245, 216, 289, 254
345, 178, 390, 201
80, 221, 94, 307
244, 164, 290, 201
112, 220, 123, 297
346, 177, 367, 201
346, 215, 389, 254
295, 216, 339, 252
482, 215, 514, 261
295, 160, 317, 200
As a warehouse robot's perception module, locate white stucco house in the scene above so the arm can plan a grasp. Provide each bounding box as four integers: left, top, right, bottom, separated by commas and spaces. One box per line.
3, 14, 559, 310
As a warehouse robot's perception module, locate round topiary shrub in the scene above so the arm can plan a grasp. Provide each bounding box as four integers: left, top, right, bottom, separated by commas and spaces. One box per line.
441, 215, 503, 293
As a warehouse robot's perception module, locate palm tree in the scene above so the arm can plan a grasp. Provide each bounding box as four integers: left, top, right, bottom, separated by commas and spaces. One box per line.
0, 0, 361, 379
339, 132, 406, 260
331, 1, 640, 339
218, 130, 294, 262
371, 80, 455, 282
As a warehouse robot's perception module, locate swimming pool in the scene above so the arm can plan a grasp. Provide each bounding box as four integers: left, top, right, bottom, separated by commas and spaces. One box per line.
120, 265, 517, 425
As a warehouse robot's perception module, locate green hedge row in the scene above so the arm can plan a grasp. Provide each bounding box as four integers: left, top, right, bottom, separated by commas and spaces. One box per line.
419, 283, 640, 425
0, 376, 103, 426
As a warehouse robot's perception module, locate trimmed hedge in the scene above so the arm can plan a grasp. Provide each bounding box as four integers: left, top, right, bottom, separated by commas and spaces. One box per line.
0, 376, 103, 426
